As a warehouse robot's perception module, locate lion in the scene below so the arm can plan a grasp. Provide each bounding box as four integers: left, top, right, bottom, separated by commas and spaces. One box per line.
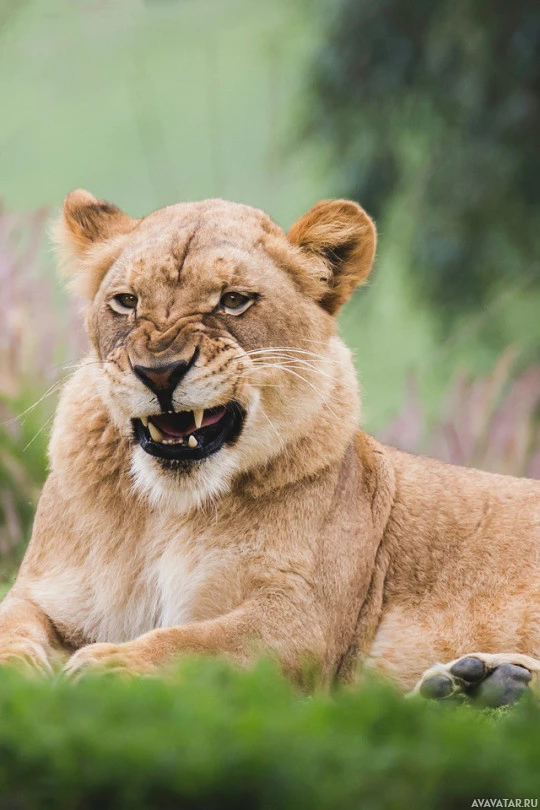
0, 191, 538, 707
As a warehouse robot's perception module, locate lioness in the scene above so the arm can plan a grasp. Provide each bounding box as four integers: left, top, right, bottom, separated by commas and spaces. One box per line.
1, 192, 538, 706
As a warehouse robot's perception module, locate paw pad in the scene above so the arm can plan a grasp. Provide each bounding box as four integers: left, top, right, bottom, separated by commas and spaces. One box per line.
475, 663, 531, 708
419, 657, 533, 708
419, 674, 454, 699
449, 656, 485, 683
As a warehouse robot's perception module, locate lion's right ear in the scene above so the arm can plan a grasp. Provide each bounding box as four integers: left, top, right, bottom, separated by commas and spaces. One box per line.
53, 189, 138, 299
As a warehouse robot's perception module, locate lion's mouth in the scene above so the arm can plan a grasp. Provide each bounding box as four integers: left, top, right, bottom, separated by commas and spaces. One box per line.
132, 402, 245, 462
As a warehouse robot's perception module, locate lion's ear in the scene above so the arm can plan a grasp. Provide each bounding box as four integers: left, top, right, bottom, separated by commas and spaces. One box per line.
288, 199, 376, 315
58, 189, 136, 255
53, 189, 139, 299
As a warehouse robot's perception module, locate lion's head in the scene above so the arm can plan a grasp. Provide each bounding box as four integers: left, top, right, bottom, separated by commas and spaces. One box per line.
55, 192, 376, 511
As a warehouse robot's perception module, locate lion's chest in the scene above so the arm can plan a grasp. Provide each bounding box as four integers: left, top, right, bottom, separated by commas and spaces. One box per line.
31, 523, 242, 645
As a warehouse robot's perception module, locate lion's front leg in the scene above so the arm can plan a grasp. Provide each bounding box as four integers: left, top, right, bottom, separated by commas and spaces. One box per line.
413, 652, 540, 707
64, 597, 327, 683
0, 592, 67, 675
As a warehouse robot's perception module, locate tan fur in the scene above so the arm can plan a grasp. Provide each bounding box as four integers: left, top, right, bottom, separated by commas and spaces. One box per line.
1, 193, 538, 692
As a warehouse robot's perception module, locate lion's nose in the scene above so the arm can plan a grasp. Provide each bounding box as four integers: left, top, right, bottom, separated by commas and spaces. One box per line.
133, 349, 198, 411
134, 361, 187, 393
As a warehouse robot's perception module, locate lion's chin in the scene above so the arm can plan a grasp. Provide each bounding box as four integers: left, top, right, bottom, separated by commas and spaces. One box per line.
129, 441, 241, 514
131, 401, 246, 465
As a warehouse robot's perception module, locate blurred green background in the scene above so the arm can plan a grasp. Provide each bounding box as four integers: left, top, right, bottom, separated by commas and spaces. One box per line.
1, 0, 539, 556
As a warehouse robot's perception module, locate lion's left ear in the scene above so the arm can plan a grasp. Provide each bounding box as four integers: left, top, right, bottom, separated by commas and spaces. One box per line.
288, 199, 376, 315
53, 189, 139, 299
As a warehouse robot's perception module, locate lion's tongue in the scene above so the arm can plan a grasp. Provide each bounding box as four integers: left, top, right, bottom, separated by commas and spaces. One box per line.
199, 406, 227, 428
151, 406, 226, 438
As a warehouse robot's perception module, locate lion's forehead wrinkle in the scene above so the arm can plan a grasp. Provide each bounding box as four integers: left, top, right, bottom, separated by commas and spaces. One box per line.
129, 214, 267, 254
114, 206, 282, 291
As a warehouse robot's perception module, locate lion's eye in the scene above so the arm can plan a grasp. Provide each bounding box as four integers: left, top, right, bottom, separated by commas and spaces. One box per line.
110, 294, 138, 314
219, 291, 253, 315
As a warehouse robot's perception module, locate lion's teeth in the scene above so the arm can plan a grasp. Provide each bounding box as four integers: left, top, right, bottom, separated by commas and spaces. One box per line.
188, 435, 198, 448
140, 416, 149, 427
193, 409, 204, 429
148, 422, 164, 442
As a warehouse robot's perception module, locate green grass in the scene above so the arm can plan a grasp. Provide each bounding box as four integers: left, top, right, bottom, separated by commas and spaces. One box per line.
0, 658, 538, 808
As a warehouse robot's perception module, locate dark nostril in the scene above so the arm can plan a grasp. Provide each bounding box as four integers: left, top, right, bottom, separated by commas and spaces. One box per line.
133, 361, 188, 393
133, 349, 199, 402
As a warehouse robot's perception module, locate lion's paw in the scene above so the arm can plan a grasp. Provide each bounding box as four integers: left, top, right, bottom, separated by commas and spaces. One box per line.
0, 640, 54, 676
63, 641, 153, 680
414, 653, 540, 708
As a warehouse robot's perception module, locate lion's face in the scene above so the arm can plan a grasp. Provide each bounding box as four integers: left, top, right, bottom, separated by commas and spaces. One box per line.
57, 193, 376, 510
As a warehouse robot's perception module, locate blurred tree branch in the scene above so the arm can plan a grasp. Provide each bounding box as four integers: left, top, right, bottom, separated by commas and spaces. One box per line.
306, 0, 540, 328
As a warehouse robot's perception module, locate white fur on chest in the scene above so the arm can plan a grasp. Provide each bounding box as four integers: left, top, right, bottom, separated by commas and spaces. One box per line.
30, 522, 230, 645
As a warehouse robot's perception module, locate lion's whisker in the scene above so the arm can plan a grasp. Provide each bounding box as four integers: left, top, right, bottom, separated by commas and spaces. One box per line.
239, 364, 341, 419
23, 413, 56, 452
1, 358, 113, 429
240, 347, 334, 363
241, 362, 350, 402
260, 410, 287, 454
1, 377, 69, 427
246, 356, 340, 382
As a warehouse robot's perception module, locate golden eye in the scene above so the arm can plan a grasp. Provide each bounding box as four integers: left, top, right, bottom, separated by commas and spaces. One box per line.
220, 291, 253, 314
110, 293, 138, 314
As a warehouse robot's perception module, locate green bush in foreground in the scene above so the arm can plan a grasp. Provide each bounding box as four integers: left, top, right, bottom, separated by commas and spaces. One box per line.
0, 659, 538, 809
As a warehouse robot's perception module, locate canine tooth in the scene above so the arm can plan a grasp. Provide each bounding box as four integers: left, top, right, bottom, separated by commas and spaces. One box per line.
148, 422, 164, 442
140, 416, 149, 427
194, 409, 204, 429
188, 435, 198, 448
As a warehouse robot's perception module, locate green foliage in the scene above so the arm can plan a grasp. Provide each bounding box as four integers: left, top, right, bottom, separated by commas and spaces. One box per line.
0, 658, 538, 808
308, 0, 540, 326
